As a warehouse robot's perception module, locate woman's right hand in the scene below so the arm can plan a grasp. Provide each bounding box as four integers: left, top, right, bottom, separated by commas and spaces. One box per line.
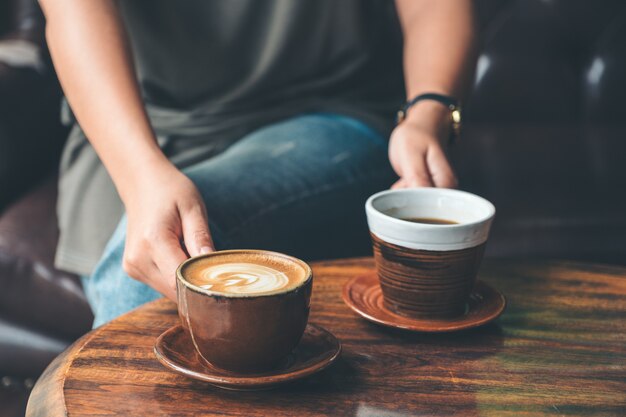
41, 0, 213, 301
121, 163, 214, 301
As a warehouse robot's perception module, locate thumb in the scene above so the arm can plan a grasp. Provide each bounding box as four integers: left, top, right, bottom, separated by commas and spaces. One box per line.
427, 145, 458, 189
181, 205, 214, 256
403, 153, 434, 188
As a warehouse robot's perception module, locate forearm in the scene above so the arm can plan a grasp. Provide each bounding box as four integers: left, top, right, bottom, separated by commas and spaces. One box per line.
395, 0, 476, 129
40, 0, 172, 203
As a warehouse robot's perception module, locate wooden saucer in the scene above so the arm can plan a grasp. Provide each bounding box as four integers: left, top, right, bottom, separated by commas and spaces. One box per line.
154, 324, 341, 390
342, 273, 506, 332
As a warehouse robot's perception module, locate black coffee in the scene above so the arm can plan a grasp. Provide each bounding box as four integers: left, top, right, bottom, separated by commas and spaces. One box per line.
402, 217, 458, 225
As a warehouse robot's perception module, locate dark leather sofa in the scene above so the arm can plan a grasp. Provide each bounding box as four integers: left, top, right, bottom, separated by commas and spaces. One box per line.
1, 0, 625, 415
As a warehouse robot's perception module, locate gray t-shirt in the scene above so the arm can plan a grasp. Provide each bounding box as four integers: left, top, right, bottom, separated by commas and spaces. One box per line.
55, 0, 405, 275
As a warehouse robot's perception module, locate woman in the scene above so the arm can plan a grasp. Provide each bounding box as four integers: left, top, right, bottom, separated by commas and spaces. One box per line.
40, 0, 475, 327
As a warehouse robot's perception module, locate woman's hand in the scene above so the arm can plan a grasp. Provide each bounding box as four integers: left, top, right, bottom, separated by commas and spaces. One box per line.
393, 0, 474, 189
388, 102, 458, 189
42, 0, 214, 300
121, 163, 214, 301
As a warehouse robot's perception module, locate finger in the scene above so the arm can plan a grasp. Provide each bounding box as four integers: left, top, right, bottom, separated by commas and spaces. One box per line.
138, 260, 167, 293
181, 205, 214, 256
403, 154, 434, 188
122, 248, 161, 286
427, 145, 458, 189
391, 178, 406, 189
153, 234, 189, 301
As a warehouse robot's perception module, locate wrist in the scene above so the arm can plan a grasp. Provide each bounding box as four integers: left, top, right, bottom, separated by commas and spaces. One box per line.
114, 150, 177, 204
402, 100, 451, 139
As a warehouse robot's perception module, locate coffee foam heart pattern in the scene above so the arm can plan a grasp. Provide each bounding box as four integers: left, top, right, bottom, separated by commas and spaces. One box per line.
181, 251, 310, 297
196, 263, 290, 295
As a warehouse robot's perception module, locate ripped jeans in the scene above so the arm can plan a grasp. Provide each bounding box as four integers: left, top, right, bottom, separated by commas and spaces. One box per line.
81, 113, 396, 327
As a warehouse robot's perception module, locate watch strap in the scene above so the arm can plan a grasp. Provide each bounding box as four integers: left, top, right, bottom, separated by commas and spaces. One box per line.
396, 92, 462, 144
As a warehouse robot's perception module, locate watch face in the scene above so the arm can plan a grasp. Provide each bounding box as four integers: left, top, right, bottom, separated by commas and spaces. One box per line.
452, 108, 462, 124
396, 110, 406, 124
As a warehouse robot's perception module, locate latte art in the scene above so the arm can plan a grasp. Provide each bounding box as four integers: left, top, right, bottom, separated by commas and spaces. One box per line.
182, 251, 310, 297
196, 263, 290, 294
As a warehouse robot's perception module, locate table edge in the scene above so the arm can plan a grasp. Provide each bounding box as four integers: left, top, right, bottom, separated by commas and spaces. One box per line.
26, 330, 98, 417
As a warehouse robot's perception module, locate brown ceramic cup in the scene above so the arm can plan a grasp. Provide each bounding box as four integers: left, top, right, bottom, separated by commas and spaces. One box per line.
366, 189, 495, 319
176, 250, 313, 373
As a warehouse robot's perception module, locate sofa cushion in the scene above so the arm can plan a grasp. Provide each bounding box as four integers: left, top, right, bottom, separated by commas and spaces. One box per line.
0, 178, 92, 348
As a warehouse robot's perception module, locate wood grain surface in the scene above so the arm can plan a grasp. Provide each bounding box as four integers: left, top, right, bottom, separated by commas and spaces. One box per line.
372, 233, 486, 318
26, 258, 626, 416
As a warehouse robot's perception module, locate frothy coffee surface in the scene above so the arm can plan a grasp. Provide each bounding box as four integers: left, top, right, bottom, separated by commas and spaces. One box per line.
183, 252, 309, 296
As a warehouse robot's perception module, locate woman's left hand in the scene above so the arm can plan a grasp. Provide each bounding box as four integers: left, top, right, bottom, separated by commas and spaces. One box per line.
388, 103, 458, 189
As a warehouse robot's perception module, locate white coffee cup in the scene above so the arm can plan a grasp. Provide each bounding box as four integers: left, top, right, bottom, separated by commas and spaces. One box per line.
365, 188, 496, 318
365, 188, 495, 251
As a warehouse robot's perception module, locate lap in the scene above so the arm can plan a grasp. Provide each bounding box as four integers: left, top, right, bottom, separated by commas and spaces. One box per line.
84, 113, 395, 327
185, 113, 394, 256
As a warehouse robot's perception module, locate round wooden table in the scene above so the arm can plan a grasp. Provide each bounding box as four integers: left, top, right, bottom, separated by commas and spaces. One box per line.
27, 258, 626, 416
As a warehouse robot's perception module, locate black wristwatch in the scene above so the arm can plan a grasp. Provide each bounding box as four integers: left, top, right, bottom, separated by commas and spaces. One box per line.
396, 93, 462, 144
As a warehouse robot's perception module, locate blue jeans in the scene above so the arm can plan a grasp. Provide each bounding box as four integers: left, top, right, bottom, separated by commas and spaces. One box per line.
82, 113, 395, 327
